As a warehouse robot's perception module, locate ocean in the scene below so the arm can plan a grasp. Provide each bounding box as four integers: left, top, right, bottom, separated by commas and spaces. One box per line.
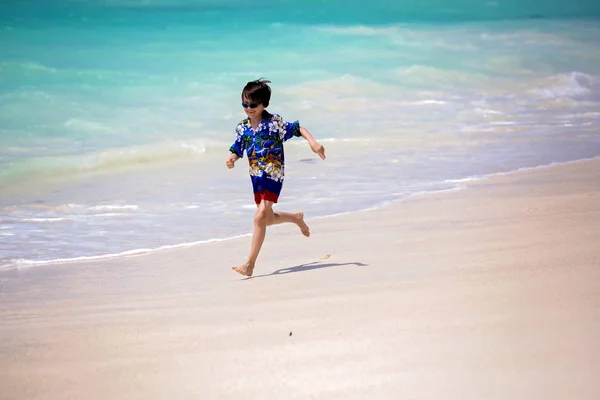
1, 0, 599, 269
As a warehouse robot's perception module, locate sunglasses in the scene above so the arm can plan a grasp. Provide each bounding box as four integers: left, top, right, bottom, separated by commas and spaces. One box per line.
242, 102, 260, 109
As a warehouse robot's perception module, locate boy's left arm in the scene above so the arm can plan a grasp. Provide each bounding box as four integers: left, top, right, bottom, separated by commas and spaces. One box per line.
299, 127, 326, 160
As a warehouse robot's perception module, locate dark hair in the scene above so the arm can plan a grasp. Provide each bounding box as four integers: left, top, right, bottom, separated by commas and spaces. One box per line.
242, 78, 272, 108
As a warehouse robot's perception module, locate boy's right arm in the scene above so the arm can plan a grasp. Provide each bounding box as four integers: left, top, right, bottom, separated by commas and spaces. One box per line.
226, 153, 240, 169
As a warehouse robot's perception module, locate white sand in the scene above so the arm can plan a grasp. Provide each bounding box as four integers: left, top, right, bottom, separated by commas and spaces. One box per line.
1, 159, 599, 399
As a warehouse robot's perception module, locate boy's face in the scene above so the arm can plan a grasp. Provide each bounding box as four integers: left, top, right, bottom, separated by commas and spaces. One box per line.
242, 96, 265, 120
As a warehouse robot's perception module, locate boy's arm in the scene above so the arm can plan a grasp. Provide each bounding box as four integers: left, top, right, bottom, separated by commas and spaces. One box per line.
226, 153, 240, 169
299, 127, 326, 160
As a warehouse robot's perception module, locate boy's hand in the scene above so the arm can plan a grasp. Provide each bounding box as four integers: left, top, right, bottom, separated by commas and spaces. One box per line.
226, 154, 239, 169
310, 141, 326, 160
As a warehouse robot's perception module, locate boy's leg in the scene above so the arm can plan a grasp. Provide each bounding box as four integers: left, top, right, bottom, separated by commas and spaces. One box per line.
267, 209, 310, 236
232, 200, 272, 276
232, 201, 310, 276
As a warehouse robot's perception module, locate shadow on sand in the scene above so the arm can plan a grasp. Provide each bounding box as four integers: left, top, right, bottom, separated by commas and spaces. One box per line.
244, 261, 368, 280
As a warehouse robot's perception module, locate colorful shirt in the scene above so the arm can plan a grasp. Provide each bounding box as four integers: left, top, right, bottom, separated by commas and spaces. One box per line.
229, 112, 301, 196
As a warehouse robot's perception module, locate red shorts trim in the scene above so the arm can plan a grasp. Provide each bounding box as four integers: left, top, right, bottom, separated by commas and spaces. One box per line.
254, 190, 279, 204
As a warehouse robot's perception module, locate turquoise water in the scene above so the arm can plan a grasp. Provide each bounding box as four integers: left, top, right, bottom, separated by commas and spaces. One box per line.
1, 1, 599, 268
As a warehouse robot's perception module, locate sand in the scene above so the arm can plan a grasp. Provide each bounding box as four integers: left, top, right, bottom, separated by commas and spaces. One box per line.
1, 159, 599, 400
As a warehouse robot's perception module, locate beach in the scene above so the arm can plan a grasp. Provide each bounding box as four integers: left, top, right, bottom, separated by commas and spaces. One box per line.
1, 158, 598, 399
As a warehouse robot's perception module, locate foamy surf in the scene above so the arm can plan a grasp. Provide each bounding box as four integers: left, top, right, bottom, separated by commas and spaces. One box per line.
4, 234, 253, 271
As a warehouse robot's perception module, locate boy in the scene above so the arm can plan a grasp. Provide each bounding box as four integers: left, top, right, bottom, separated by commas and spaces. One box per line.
226, 79, 326, 277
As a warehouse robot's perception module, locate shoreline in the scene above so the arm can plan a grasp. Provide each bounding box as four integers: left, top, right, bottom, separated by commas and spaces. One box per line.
5, 155, 599, 272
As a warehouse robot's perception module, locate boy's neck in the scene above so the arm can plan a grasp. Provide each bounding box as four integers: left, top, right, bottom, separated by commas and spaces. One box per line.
249, 110, 269, 127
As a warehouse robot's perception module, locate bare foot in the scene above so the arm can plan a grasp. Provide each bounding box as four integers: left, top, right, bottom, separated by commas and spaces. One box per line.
232, 262, 254, 276
296, 212, 310, 237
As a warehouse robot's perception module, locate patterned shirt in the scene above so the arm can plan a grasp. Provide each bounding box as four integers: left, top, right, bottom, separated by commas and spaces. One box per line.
229, 112, 301, 195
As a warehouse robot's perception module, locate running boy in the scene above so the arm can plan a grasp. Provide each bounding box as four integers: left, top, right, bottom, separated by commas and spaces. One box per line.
226, 79, 326, 276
